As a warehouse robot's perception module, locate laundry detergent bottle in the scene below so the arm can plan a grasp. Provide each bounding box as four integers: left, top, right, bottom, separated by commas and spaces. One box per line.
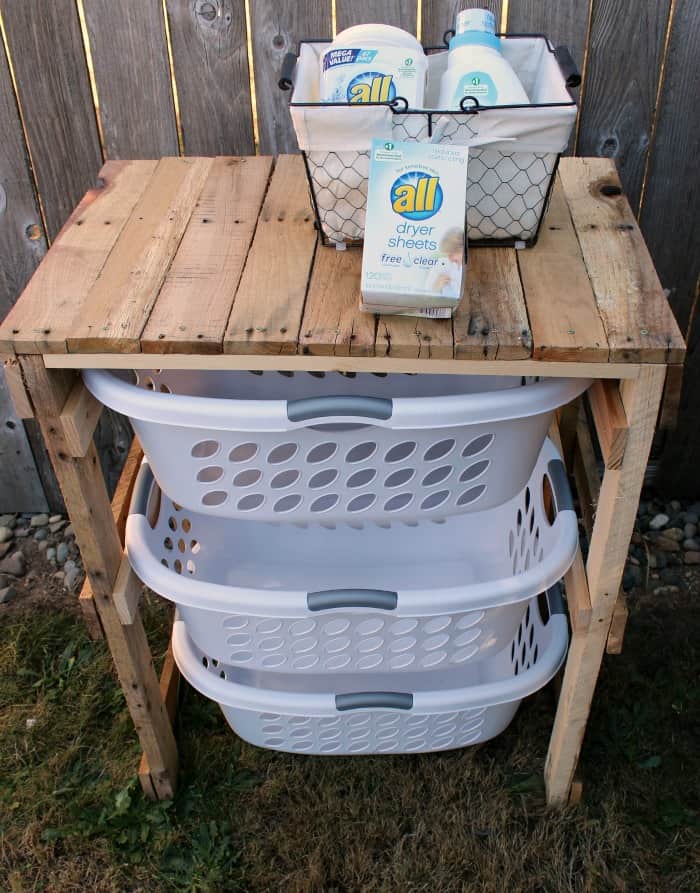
438, 9, 529, 108
320, 24, 427, 107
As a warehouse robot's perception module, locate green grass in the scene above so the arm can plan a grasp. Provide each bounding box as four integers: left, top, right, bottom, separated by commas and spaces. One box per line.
1, 585, 698, 893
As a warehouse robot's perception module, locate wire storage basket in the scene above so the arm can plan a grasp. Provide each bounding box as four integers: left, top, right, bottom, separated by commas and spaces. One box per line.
171, 587, 569, 755
84, 369, 590, 524
126, 439, 577, 674
279, 34, 580, 247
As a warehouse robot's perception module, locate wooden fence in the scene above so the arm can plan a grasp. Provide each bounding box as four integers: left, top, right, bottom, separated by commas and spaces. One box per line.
0, 0, 698, 508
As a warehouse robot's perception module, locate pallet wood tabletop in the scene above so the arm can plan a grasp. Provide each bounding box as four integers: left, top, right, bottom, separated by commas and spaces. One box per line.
0, 155, 684, 369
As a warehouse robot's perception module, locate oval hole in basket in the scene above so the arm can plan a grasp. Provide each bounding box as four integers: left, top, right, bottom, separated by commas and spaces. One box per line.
525, 486, 531, 513
310, 493, 339, 513
459, 459, 490, 483
202, 491, 227, 507
422, 465, 452, 487
542, 474, 557, 525
174, 559, 182, 574
163, 537, 173, 551
177, 538, 186, 553
345, 441, 377, 463
168, 516, 177, 531
384, 492, 413, 513
190, 540, 200, 554
462, 433, 494, 458
181, 518, 191, 533
347, 493, 376, 513
385, 441, 417, 463
508, 529, 514, 557
347, 468, 376, 489
424, 438, 455, 462
229, 442, 258, 463
191, 439, 220, 459
274, 494, 303, 513
309, 468, 338, 489
457, 485, 486, 507
233, 468, 262, 488
516, 508, 523, 532
271, 469, 300, 489
268, 443, 298, 464
196, 465, 223, 483
421, 489, 450, 511
385, 467, 414, 489
306, 442, 337, 464
237, 493, 264, 512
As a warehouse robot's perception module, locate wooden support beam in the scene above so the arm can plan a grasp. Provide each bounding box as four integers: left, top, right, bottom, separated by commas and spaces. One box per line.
138, 640, 180, 798
563, 547, 592, 634
658, 364, 683, 431
569, 777, 584, 805
545, 365, 666, 806
60, 377, 103, 457
113, 554, 143, 625
573, 406, 601, 541
606, 592, 629, 655
19, 357, 178, 800
3, 357, 33, 418
587, 379, 629, 469
78, 581, 104, 640
556, 399, 581, 470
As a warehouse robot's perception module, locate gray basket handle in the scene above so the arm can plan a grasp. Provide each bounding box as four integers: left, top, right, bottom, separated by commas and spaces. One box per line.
335, 692, 413, 711
130, 461, 155, 517
554, 46, 581, 89
287, 395, 393, 422
546, 458, 574, 515
307, 588, 398, 611
278, 52, 297, 91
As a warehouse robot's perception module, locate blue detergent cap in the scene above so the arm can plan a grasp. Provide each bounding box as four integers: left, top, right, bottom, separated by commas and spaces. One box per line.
449, 29, 502, 53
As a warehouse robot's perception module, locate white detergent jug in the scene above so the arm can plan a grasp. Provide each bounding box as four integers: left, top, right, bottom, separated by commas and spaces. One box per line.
438, 9, 529, 108
320, 24, 427, 107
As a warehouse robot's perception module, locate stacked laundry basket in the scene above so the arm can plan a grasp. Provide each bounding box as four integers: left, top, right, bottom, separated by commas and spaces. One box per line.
84, 368, 590, 755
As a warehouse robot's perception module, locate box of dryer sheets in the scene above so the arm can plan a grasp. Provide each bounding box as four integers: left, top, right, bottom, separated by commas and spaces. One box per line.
360, 139, 469, 318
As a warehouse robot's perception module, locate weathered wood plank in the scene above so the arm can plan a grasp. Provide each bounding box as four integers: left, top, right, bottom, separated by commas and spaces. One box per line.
225, 155, 318, 355
0, 367, 47, 511
165, 0, 254, 155
138, 639, 180, 797
68, 157, 213, 353
300, 249, 376, 356
0, 0, 103, 239
576, 0, 672, 211
376, 314, 453, 360
559, 158, 685, 363
337, 0, 417, 33
82, 0, 178, 158
143, 156, 272, 353
422, 1, 502, 46
606, 591, 628, 655
453, 248, 531, 359
563, 546, 592, 635
0, 161, 158, 354
252, 0, 331, 154
60, 377, 103, 458
587, 379, 629, 470
518, 179, 608, 362
2, 358, 32, 418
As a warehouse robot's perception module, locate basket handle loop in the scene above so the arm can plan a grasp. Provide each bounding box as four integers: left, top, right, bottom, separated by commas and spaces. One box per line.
335, 692, 413, 711
554, 46, 581, 89
287, 395, 393, 423
278, 52, 297, 91
307, 589, 398, 612
546, 458, 574, 515
130, 461, 155, 517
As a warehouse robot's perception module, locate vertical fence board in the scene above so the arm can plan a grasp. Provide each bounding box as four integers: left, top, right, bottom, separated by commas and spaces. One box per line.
83, 0, 178, 158
576, 0, 672, 212
0, 0, 102, 239
165, 0, 254, 155
252, 0, 331, 154
640, 0, 700, 491
422, 1, 502, 46
337, 1, 418, 34
0, 371, 47, 511
506, 0, 589, 83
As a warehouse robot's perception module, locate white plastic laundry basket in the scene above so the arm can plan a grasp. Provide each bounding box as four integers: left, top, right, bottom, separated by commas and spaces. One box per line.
85, 369, 589, 524
126, 439, 577, 674
171, 587, 568, 754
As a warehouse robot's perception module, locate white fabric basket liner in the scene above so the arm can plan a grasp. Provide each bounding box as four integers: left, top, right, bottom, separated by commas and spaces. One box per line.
85, 369, 590, 524
290, 38, 577, 154
171, 588, 568, 755
126, 439, 578, 674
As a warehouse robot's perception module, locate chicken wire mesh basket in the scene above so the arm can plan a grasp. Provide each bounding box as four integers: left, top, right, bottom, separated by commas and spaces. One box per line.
126, 439, 577, 675
171, 587, 568, 755
280, 34, 579, 247
84, 369, 590, 524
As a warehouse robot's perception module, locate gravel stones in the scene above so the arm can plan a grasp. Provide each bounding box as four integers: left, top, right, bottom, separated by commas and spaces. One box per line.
0, 514, 17, 528
0, 542, 12, 561
649, 513, 669, 530
49, 514, 63, 525
0, 585, 17, 604
56, 542, 69, 565
684, 551, 700, 565
34, 527, 48, 542
0, 551, 26, 578
0, 526, 13, 543
64, 567, 82, 590
30, 514, 49, 528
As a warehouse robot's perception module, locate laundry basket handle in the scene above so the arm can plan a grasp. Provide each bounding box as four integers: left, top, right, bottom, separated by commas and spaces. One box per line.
287, 395, 393, 423
335, 692, 413, 711
554, 46, 581, 89
278, 52, 297, 91
307, 588, 398, 611
130, 461, 155, 517
546, 459, 573, 514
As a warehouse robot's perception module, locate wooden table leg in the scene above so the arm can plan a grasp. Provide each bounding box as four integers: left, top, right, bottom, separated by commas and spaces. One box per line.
545, 366, 666, 805
19, 356, 178, 799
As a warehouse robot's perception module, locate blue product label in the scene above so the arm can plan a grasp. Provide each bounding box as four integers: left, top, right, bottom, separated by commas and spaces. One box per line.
455, 70, 498, 105
347, 71, 396, 103
390, 171, 444, 221
322, 48, 378, 71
